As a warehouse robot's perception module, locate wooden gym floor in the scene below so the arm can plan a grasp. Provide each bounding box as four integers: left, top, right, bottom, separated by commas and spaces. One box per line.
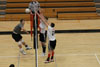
0, 18, 100, 67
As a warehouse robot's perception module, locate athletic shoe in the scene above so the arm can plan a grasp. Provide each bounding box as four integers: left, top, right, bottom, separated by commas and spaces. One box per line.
44, 58, 50, 63
50, 59, 54, 62
20, 50, 26, 55
26, 47, 32, 50
41, 53, 46, 56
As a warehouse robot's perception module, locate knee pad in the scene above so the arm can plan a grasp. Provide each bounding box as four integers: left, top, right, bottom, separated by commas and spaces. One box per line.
18, 41, 22, 46
21, 40, 24, 43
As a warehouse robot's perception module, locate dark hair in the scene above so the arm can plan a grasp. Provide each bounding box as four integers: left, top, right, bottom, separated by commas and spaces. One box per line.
45, 17, 48, 20
9, 64, 15, 67
51, 23, 55, 27
20, 19, 24, 23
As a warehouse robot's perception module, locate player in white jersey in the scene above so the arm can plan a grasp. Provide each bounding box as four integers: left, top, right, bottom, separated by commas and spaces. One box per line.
45, 23, 56, 63
39, 19, 47, 56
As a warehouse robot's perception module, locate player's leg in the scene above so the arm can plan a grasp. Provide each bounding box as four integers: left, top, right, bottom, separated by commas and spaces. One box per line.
18, 40, 26, 55
44, 41, 52, 63
51, 50, 54, 62
45, 50, 52, 63
12, 33, 26, 55
41, 42, 46, 56
39, 33, 46, 56
21, 39, 32, 50
42, 31, 47, 54
50, 40, 56, 62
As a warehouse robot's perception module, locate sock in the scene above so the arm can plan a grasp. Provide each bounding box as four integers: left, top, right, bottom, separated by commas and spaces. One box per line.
20, 48, 23, 51
47, 53, 50, 61
51, 51, 54, 59
45, 30, 47, 42
42, 45, 46, 53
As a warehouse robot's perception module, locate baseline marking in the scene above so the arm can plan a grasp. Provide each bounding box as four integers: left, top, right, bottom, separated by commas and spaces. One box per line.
0, 54, 99, 58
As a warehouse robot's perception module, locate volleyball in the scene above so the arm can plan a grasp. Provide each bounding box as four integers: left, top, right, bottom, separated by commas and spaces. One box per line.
25, 8, 30, 13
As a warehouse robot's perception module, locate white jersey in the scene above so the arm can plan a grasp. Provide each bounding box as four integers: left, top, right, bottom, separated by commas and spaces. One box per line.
39, 20, 46, 33
47, 26, 56, 41
29, 1, 40, 12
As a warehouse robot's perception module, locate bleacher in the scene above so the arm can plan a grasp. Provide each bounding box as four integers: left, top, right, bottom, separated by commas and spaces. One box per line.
0, 0, 100, 20
0, 0, 6, 20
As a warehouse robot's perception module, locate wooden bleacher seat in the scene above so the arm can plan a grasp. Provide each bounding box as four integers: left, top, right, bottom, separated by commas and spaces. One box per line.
3, 13, 56, 21
7, 2, 95, 8
6, 9, 25, 13
41, 2, 95, 7
0, 5, 6, 7
44, 7, 96, 13
6, 7, 96, 13
6, 14, 30, 20
7, 0, 93, 2
0, 10, 5, 12
58, 13, 97, 17
58, 13, 99, 20
7, 3, 28, 8
58, 16, 100, 20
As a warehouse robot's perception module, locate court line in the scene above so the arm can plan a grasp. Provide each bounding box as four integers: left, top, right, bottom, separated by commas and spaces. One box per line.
17, 52, 20, 67
0, 54, 100, 58
95, 53, 100, 64
55, 54, 58, 67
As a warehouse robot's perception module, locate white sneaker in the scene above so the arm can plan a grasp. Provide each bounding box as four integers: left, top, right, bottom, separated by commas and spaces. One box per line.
20, 50, 26, 55
26, 47, 32, 50
50, 59, 54, 62
41, 53, 46, 56
44, 58, 50, 63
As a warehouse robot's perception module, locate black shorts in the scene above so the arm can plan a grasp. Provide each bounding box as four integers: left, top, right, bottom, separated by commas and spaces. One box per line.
39, 31, 47, 42
12, 33, 22, 42
48, 40, 56, 51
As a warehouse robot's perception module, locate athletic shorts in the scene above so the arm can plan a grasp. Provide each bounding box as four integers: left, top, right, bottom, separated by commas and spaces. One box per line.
39, 31, 47, 42
48, 40, 56, 51
12, 33, 22, 42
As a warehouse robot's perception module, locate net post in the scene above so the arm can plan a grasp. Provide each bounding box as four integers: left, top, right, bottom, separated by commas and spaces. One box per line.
33, 12, 38, 67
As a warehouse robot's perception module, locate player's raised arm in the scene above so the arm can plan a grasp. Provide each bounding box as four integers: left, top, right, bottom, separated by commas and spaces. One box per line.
34, 10, 49, 27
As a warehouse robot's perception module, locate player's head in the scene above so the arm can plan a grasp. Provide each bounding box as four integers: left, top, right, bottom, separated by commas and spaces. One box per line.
9, 64, 15, 67
45, 17, 48, 20
44, 16, 48, 22
20, 19, 25, 25
50, 23, 55, 28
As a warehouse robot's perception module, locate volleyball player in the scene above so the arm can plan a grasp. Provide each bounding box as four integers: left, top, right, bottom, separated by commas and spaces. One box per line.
39, 18, 47, 56
37, 15, 56, 63
12, 19, 32, 55
44, 22, 56, 63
